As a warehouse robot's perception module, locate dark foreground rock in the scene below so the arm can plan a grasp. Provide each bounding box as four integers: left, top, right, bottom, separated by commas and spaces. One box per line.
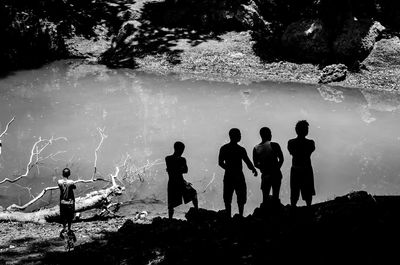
42, 191, 400, 265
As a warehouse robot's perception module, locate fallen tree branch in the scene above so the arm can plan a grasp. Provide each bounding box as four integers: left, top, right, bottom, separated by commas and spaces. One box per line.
0, 183, 123, 223
0, 136, 67, 185
0, 116, 15, 138
6, 178, 111, 211
0, 166, 124, 223
0, 116, 15, 156
93, 127, 107, 180
0, 127, 129, 223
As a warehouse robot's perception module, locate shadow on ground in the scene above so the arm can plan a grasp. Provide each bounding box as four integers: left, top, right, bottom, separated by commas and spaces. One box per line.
102, 0, 232, 67
41, 191, 400, 265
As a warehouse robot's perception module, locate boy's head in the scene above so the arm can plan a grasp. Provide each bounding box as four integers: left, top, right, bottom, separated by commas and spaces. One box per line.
295, 120, 309, 137
173, 141, 185, 156
260, 127, 272, 141
62, 168, 71, 178
229, 128, 241, 143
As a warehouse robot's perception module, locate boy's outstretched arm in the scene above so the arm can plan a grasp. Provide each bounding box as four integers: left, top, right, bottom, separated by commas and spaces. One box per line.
243, 150, 257, 177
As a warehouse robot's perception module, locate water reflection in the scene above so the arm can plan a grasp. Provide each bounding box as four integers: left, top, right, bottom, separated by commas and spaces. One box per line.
0, 60, 400, 214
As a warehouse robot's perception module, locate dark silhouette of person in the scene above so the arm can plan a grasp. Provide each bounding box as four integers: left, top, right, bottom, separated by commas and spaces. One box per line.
58, 168, 76, 240
218, 128, 258, 218
253, 127, 284, 205
165, 141, 198, 219
288, 120, 316, 207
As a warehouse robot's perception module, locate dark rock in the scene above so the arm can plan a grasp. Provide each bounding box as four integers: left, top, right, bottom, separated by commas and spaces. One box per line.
281, 19, 331, 63
376, 0, 400, 30
333, 20, 385, 64
233, 1, 268, 30
315, 191, 378, 226
319, 64, 347, 83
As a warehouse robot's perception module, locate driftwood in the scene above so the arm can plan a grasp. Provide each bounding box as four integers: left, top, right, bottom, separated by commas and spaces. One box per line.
0, 168, 124, 223
0, 184, 124, 223
0, 125, 127, 223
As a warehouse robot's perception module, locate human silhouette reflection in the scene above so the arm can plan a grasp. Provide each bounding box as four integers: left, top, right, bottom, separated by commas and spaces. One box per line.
218, 128, 258, 218
287, 120, 316, 207
253, 127, 284, 205
166, 141, 198, 219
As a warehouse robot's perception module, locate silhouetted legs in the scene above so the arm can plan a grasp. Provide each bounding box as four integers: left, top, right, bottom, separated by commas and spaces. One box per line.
291, 185, 312, 207
262, 177, 281, 205
238, 203, 244, 217
192, 194, 199, 210
62, 221, 72, 231
223, 178, 247, 218
225, 203, 232, 218
168, 207, 174, 219
290, 187, 300, 207
305, 197, 312, 207
169, 195, 198, 219
224, 202, 245, 218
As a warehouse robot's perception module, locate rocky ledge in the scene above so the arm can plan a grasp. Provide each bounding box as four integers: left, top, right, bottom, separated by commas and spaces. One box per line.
33, 191, 400, 265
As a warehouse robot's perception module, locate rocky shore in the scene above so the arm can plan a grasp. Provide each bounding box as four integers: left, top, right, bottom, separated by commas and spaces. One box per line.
1, 191, 400, 264
0, 0, 399, 91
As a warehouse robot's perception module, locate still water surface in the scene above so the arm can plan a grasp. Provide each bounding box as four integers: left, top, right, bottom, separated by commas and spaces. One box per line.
1, 60, 400, 213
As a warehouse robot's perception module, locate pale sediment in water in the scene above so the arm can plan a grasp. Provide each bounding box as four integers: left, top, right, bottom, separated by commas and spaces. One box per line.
1, 60, 400, 215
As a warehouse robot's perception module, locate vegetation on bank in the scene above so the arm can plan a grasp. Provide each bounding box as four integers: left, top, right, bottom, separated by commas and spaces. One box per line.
0, 0, 399, 86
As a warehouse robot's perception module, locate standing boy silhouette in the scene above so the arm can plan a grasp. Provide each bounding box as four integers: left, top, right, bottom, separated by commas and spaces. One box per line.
166, 141, 198, 219
218, 128, 257, 218
253, 127, 284, 205
288, 120, 316, 207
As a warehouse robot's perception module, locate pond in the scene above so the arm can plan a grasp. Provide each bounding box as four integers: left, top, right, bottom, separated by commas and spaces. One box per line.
1, 60, 400, 214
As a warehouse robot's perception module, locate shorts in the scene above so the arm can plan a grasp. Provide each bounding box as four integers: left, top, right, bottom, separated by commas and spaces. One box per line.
223, 174, 247, 205
290, 166, 315, 201
60, 203, 75, 223
182, 182, 197, 204
260, 171, 282, 191
168, 181, 197, 208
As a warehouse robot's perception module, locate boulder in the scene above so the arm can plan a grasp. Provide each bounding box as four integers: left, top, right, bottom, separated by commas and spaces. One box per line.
363, 37, 400, 67
281, 19, 331, 63
333, 19, 385, 64
319, 64, 347, 83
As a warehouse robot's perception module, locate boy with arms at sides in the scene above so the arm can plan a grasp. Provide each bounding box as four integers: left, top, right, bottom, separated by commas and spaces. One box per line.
253, 127, 284, 205
58, 167, 76, 240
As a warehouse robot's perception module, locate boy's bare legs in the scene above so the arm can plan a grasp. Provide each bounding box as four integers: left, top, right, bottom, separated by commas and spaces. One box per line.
225, 203, 231, 218
192, 195, 199, 210
238, 203, 244, 217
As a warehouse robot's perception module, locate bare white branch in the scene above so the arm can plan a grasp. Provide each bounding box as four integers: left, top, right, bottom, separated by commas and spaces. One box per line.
93, 127, 107, 180
0, 116, 15, 138
6, 177, 113, 211
0, 116, 15, 156
0, 136, 67, 185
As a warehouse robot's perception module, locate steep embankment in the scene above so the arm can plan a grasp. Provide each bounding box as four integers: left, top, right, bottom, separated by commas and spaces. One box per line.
0, 0, 121, 72
1, 0, 400, 89
99, 0, 400, 88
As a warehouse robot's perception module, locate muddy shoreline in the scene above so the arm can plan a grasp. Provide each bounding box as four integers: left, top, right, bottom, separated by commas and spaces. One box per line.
65, 29, 400, 92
